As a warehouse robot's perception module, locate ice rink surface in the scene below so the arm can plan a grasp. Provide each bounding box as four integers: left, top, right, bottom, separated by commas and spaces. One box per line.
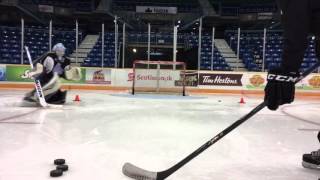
0, 90, 319, 180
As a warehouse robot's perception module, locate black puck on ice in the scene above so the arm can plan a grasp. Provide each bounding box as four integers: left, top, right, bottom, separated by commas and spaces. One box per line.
54, 159, 65, 165
56, 165, 69, 172
50, 169, 63, 177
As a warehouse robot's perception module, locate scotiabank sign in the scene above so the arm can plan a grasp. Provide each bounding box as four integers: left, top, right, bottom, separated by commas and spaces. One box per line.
136, 74, 173, 81
199, 73, 243, 86
127, 72, 174, 82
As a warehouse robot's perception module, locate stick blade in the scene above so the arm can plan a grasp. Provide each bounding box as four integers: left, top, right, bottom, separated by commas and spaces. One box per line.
122, 163, 158, 180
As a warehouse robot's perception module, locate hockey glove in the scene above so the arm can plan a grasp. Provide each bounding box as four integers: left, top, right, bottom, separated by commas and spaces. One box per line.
65, 67, 82, 81
21, 63, 44, 79
264, 68, 299, 111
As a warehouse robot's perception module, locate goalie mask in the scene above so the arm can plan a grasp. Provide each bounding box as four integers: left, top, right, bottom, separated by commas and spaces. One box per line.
52, 43, 66, 58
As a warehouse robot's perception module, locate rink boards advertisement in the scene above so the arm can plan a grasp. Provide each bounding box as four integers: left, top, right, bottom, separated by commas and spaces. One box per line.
6, 65, 33, 82
5, 65, 86, 84
0, 65, 6, 81
296, 74, 320, 90
198, 71, 320, 92
104, 70, 320, 92
86, 69, 111, 85
113, 70, 320, 91
133, 69, 180, 88
198, 73, 243, 87
2, 65, 320, 92
110, 69, 181, 88
243, 72, 320, 91
198, 72, 245, 90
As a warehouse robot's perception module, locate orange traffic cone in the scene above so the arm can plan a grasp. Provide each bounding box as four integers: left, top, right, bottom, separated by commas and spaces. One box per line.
239, 97, 246, 104
74, 95, 81, 102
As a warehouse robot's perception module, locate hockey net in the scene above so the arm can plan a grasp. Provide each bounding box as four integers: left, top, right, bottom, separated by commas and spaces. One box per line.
132, 60, 186, 96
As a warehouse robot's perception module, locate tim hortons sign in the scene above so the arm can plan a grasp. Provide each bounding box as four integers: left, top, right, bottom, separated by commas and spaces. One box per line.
199, 73, 243, 86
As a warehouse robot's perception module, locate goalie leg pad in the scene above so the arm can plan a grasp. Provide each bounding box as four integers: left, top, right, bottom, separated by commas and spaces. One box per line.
24, 73, 61, 103
46, 90, 67, 104
42, 73, 61, 96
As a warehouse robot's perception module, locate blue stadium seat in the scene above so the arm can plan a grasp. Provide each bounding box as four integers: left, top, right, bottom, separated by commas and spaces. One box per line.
225, 30, 317, 71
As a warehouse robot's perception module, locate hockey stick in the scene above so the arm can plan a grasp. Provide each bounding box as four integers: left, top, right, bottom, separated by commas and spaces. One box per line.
25, 46, 62, 108
122, 61, 320, 180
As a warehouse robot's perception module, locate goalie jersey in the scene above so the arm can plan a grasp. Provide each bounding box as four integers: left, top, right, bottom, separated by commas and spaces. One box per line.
35, 51, 71, 84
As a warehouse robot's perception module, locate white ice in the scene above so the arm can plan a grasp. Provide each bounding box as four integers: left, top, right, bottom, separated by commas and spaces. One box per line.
0, 90, 319, 180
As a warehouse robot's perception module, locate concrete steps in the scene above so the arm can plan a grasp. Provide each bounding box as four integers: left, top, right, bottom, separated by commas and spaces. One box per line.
215, 39, 247, 72
70, 35, 100, 64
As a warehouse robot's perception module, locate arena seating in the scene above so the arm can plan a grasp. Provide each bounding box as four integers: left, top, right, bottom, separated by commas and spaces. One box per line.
82, 33, 117, 67
4, 24, 318, 72
112, 0, 200, 13
84, 32, 182, 68
0, 25, 81, 64
186, 33, 231, 71
0, 25, 231, 70
225, 30, 319, 72
62, 29, 319, 71
82, 32, 230, 70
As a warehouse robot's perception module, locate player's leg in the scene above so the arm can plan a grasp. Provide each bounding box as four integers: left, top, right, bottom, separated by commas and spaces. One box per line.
41, 73, 67, 104
46, 90, 67, 104
302, 126, 320, 170
302, 1, 320, 170
24, 73, 67, 105
280, 0, 310, 72
302, 150, 320, 170
264, 0, 310, 111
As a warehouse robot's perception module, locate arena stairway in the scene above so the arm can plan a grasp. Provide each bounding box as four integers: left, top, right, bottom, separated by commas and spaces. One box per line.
70, 35, 99, 65
215, 39, 247, 71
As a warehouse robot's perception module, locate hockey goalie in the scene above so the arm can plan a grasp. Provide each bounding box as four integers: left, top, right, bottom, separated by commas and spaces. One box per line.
21, 43, 81, 105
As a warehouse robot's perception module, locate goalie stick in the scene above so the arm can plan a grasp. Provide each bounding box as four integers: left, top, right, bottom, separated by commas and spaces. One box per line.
25, 46, 62, 108
122, 61, 320, 180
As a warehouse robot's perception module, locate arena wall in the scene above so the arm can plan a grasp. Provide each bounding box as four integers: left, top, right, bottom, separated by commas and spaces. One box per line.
1, 64, 320, 96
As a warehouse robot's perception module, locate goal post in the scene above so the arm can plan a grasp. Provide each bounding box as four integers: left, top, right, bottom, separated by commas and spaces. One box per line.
132, 60, 186, 96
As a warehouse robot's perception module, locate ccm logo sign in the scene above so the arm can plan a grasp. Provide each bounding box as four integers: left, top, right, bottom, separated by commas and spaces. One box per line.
267, 74, 297, 82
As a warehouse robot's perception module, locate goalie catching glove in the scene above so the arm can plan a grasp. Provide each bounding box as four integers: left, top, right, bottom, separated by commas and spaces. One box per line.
64, 66, 82, 81
264, 68, 299, 111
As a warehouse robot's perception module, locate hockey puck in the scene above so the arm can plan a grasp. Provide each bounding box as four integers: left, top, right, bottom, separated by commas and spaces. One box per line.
50, 169, 63, 177
56, 165, 69, 172
54, 159, 65, 165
